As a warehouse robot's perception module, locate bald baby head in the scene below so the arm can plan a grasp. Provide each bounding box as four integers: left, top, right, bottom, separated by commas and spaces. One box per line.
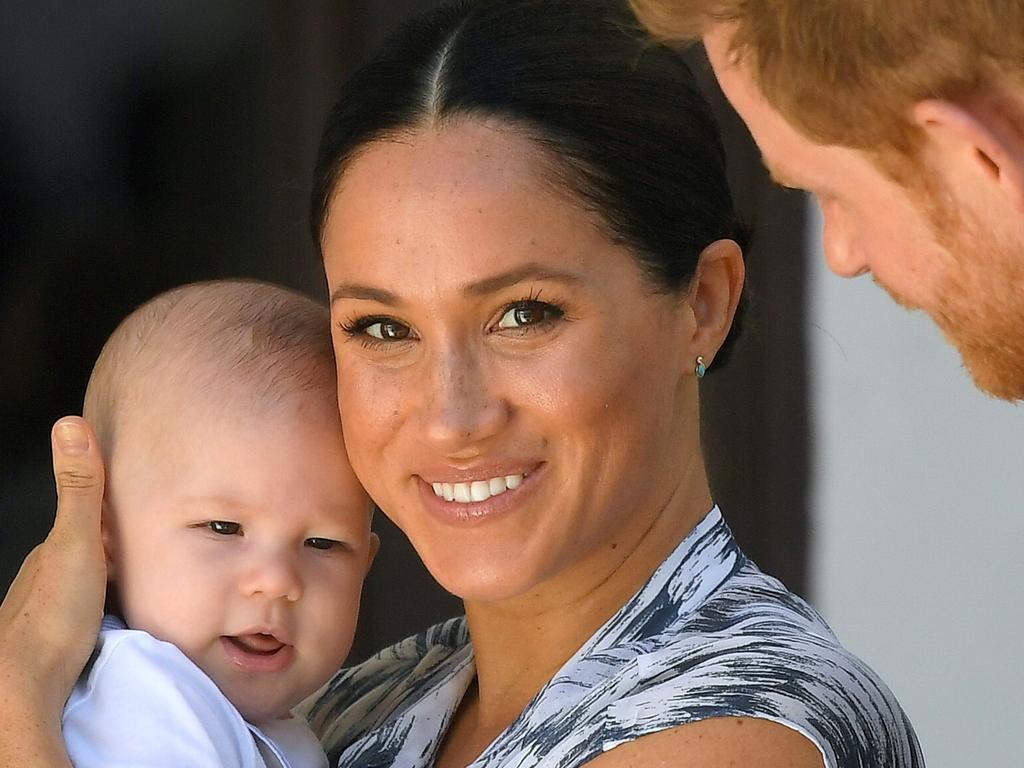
85, 280, 376, 722
84, 279, 337, 456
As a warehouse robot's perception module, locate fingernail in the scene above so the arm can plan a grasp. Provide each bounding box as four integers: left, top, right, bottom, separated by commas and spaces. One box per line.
55, 420, 89, 455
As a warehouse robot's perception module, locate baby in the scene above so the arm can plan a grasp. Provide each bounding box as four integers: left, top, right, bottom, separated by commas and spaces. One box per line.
62, 280, 377, 768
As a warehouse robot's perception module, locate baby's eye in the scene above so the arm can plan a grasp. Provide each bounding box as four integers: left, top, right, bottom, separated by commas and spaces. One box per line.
208, 520, 241, 535
496, 301, 564, 330
305, 537, 342, 551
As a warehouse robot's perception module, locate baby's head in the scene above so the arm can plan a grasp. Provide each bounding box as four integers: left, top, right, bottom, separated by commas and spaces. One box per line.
84, 280, 376, 725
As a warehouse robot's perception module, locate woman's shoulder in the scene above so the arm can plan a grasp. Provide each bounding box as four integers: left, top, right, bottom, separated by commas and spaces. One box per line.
299, 616, 470, 758
595, 560, 923, 767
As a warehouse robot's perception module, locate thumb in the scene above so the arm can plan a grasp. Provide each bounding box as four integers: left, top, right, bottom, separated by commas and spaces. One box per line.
49, 416, 105, 548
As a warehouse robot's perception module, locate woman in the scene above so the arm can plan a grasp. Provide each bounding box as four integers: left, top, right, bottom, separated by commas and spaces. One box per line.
0, 1, 921, 766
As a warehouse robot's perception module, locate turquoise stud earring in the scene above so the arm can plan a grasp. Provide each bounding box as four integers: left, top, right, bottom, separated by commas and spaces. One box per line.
695, 355, 707, 378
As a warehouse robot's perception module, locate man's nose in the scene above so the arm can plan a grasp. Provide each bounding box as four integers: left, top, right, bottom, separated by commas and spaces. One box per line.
821, 201, 870, 278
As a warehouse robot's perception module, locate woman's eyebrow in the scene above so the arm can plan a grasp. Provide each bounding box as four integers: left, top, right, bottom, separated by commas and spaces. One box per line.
330, 284, 403, 307
330, 264, 582, 306
463, 263, 582, 297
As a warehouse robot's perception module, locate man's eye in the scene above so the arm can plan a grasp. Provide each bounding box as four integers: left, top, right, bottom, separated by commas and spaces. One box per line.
305, 537, 341, 551
208, 520, 241, 535
496, 301, 563, 330
364, 319, 412, 341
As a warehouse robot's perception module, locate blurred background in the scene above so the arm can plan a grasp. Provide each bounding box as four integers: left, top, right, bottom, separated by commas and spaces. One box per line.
1, 2, 1020, 765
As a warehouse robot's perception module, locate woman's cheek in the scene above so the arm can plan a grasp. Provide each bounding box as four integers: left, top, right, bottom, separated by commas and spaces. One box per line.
336, 364, 408, 487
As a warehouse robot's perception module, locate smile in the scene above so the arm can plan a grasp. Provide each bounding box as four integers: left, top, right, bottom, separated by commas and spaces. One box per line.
430, 474, 525, 503
220, 631, 296, 673
228, 633, 285, 655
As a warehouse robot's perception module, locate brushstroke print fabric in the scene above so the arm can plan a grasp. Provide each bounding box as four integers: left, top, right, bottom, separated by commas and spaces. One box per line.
306, 507, 923, 768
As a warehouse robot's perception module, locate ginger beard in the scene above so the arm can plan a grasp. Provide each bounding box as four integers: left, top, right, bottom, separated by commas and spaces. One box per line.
877, 185, 1024, 401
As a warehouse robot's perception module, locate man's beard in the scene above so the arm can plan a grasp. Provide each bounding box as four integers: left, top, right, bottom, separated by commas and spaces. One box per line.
876, 241, 1024, 403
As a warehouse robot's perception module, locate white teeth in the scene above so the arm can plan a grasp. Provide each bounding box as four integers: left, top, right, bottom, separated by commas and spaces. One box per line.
430, 473, 526, 503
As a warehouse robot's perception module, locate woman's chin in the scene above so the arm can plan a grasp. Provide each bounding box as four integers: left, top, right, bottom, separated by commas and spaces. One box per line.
417, 544, 552, 606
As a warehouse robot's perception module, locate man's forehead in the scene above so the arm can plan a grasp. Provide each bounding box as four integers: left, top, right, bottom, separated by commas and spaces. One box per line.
700, 26, 817, 191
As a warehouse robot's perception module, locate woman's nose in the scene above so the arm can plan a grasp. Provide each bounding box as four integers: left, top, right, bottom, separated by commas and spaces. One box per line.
239, 550, 303, 603
421, 346, 510, 451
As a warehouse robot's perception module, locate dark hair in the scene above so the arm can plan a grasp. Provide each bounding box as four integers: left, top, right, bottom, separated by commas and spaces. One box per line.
311, 0, 745, 365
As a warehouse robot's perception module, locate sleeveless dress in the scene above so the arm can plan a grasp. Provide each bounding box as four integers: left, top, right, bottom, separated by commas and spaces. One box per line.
304, 507, 924, 767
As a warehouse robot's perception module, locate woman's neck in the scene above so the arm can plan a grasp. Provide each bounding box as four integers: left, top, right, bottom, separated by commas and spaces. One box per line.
461, 455, 714, 735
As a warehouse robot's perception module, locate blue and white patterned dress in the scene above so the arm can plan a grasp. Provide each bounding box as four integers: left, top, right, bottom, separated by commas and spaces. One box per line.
305, 507, 924, 767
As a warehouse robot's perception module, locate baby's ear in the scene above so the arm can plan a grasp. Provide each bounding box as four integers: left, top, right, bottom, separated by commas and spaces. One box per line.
100, 501, 116, 576
366, 532, 381, 573
101, 503, 124, 617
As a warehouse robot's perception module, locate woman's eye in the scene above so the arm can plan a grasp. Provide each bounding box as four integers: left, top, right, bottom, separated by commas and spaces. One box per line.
208, 521, 241, 535
305, 537, 342, 551
496, 301, 563, 330
364, 319, 412, 341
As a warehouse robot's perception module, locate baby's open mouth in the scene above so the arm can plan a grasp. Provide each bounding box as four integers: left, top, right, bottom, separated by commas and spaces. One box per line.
225, 633, 285, 656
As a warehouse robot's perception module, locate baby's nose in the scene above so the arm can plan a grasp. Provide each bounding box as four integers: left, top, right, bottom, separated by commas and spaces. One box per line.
240, 554, 303, 602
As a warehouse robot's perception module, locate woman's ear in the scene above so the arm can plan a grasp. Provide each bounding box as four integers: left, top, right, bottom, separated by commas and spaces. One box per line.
913, 95, 1024, 213
684, 238, 745, 372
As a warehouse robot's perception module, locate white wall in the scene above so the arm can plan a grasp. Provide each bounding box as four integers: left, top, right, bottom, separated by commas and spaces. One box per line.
806, 204, 1024, 767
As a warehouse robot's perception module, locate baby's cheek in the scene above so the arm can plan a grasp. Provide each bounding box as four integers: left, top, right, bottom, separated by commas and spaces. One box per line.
309, 579, 362, 673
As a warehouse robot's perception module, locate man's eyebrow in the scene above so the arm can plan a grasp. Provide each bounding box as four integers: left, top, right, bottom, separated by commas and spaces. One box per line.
330, 263, 582, 305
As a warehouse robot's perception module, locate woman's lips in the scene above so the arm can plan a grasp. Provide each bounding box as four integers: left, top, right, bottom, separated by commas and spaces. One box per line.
220, 634, 295, 673
430, 473, 524, 503
418, 463, 543, 524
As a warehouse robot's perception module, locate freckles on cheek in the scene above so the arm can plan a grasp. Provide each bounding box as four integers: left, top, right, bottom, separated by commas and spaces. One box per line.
336, 370, 406, 482
527, 337, 647, 424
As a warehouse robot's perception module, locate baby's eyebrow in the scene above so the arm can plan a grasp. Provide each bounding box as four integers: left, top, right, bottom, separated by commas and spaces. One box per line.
175, 495, 244, 513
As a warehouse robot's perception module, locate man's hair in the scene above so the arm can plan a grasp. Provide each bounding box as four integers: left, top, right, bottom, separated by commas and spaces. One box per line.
83, 279, 335, 455
631, 0, 1024, 163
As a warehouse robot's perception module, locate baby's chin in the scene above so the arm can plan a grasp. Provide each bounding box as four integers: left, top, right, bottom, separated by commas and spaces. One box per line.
231, 694, 303, 726
202, 661, 312, 726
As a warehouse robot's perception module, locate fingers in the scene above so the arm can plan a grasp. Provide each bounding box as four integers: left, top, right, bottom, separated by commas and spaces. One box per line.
0, 417, 108, 743
49, 417, 105, 548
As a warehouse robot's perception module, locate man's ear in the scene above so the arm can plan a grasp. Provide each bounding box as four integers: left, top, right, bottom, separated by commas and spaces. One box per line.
913, 96, 1024, 212
684, 238, 745, 372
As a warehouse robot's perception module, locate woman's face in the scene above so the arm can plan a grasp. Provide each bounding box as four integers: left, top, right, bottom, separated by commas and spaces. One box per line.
321, 121, 702, 604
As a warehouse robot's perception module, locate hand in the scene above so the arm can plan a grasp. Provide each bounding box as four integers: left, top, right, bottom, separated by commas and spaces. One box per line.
0, 417, 106, 767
